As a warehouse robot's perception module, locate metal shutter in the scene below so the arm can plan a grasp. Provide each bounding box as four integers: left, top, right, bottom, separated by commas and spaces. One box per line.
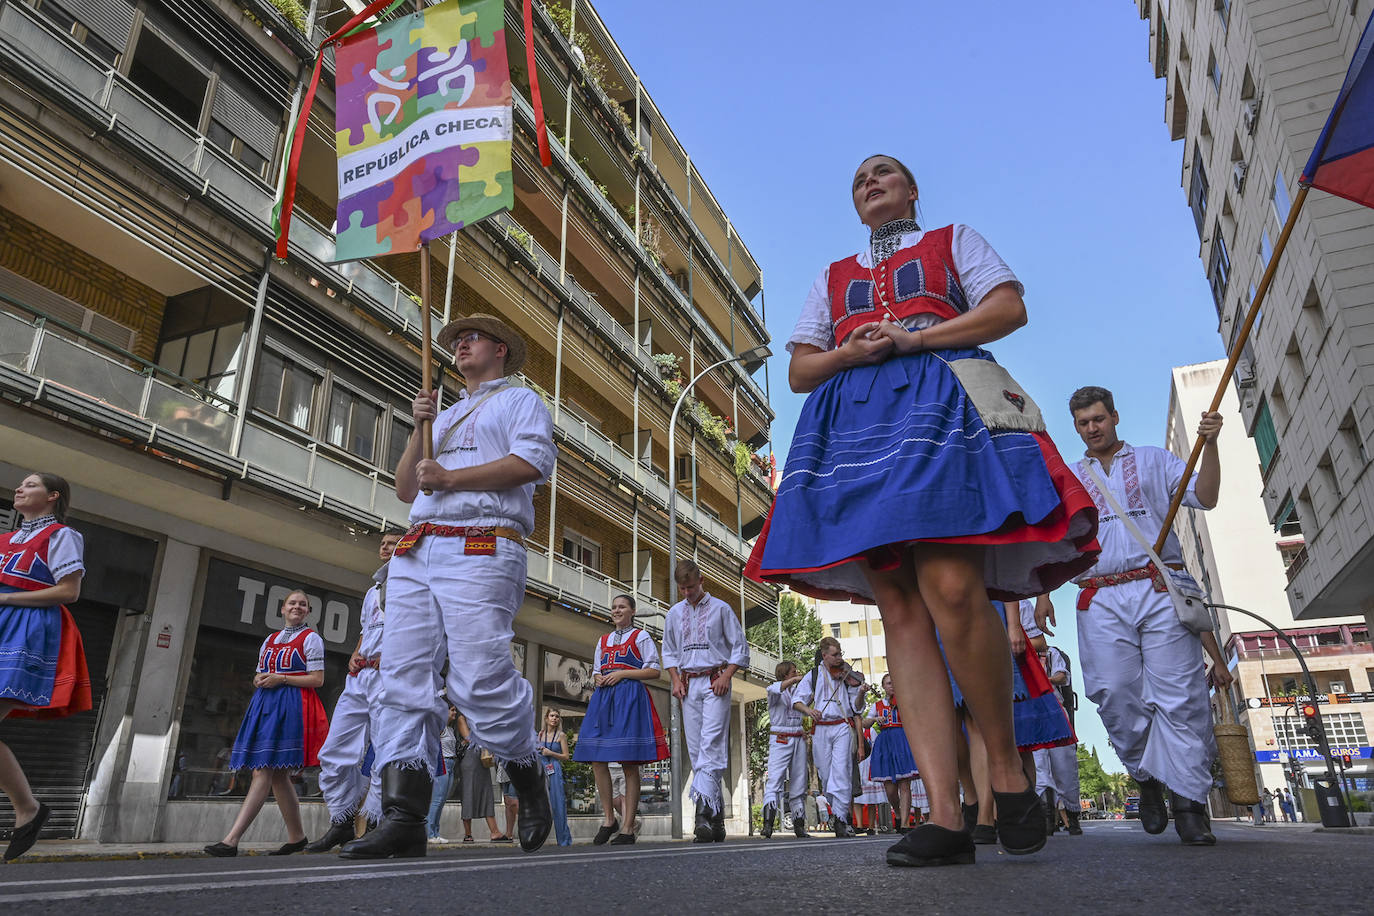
211, 78, 280, 161
58, 0, 134, 51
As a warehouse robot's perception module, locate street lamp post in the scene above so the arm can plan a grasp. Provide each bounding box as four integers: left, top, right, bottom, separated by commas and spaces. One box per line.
1208, 602, 1352, 827
665, 344, 770, 840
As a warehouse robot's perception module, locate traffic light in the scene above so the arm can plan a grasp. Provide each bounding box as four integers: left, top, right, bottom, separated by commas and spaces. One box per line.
1300, 702, 1323, 741
1341, 753, 1353, 767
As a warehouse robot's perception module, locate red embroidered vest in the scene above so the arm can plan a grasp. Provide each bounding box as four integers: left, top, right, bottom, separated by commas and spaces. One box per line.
598, 628, 647, 671
0, 523, 63, 591
827, 225, 970, 347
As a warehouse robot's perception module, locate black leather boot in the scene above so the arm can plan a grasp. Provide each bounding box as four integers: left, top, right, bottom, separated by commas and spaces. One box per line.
339, 765, 430, 859
504, 757, 552, 852
1067, 811, 1083, 836
793, 814, 811, 838
1171, 792, 1216, 846
305, 819, 356, 853
1043, 790, 1058, 836
711, 806, 726, 842
693, 800, 714, 843
831, 814, 855, 838
1137, 778, 1169, 835
761, 802, 776, 838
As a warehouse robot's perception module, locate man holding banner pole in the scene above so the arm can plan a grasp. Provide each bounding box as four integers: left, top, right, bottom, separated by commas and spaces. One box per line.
340, 313, 556, 857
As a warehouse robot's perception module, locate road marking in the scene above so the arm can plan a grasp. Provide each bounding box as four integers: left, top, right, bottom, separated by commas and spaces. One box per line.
0, 840, 865, 903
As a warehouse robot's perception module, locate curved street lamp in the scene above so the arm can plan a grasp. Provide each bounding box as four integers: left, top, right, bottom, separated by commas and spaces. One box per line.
665, 344, 770, 840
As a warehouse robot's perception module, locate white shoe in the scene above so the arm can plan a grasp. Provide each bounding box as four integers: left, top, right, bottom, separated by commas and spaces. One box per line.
430, 835, 449, 843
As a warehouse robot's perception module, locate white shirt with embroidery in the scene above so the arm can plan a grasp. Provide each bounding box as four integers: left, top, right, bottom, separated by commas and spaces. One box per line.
590, 627, 660, 677
787, 224, 1023, 353
407, 379, 556, 535
793, 667, 865, 721
1071, 442, 1206, 579
766, 680, 804, 730
256, 627, 326, 673
1016, 598, 1041, 639
661, 591, 749, 673
358, 562, 388, 658
8, 517, 84, 582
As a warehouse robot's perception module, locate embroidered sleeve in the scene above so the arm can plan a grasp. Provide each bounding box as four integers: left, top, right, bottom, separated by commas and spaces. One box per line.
637, 630, 661, 670
256, 635, 273, 674
303, 632, 326, 672
793, 671, 815, 707
719, 599, 750, 669
46, 527, 85, 581
1159, 446, 1206, 510
951, 224, 1024, 308
506, 389, 557, 483
590, 636, 604, 677
787, 266, 836, 354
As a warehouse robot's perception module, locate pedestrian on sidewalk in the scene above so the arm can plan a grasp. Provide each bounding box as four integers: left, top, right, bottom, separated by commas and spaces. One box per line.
746, 154, 1100, 867
426, 703, 461, 843
572, 594, 668, 846
0, 472, 92, 862
1045, 387, 1235, 847
537, 708, 572, 847
457, 712, 505, 843
306, 531, 402, 853
204, 588, 328, 857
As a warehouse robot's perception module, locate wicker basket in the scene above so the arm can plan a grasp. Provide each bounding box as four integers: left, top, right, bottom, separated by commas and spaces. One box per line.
1214, 691, 1260, 806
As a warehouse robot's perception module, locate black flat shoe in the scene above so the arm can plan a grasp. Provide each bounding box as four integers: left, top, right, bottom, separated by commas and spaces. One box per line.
971, 824, 997, 845
993, 785, 1047, 856
608, 832, 636, 845
203, 842, 238, 858
1138, 778, 1169, 835
3, 804, 51, 862
593, 819, 620, 846
305, 820, 355, 853
886, 824, 976, 867
961, 802, 978, 834
269, 838, 308, 856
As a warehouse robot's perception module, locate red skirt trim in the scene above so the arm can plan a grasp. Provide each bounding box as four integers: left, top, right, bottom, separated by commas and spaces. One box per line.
301, 689, 330, 767
10, 607, 92, 720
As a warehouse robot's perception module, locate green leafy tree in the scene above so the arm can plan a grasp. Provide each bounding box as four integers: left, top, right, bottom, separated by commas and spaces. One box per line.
745, 594, 824, 796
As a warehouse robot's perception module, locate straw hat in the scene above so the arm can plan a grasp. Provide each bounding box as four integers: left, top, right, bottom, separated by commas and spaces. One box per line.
436, 312, 527, 375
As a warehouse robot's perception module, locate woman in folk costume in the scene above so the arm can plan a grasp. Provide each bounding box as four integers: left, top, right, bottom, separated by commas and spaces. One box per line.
204, 588, 328, 857
746, 155, 1099, 867
572, 593, 668, 846
863, 673, 919, 833
0, 472, 91, 861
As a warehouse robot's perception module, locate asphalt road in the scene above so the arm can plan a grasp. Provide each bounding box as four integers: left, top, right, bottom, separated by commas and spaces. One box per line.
1, 821, 1368, 915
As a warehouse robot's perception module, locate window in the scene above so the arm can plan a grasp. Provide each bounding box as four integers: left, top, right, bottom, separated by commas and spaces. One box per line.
1215, 0, 1230, 30
207, 74, 281, 181
1272, 167, 1292, 225
1260, 228, 1274, 265
1207, 231, 1230, 316
157, 323, 244, 400
1276, 712, 1369, 752
386, 415, 413, 473
830, 623, 841, 638
325, 384, 381, 460
1253, 398, 1278, 471
253, 349, 319, 430
1340, 410, 1370, 466
30, 0, 123, 64
1207, 49, 1222, 94
1188, 157, 1210, 237
127, 24, 209, 127
561, 528, 601, 570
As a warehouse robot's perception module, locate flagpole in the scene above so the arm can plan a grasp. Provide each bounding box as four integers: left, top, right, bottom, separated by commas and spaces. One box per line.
415, 0, 436, 494
1153, 185, 1310, 552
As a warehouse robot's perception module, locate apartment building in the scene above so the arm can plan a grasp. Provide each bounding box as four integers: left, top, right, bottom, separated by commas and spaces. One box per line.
1168, 360, 1369, 810
1129, 1, 1374, 633
0, 0, 778, 842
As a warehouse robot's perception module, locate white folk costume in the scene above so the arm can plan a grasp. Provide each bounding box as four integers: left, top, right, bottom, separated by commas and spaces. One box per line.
794, 666, 865, 822
1032, 646, 1080, 812
375, 378, 555, 772
763, 679, 809, 823
316, 564, 389, 828
1071, 443, 1216, 806
661, 591, 749, 815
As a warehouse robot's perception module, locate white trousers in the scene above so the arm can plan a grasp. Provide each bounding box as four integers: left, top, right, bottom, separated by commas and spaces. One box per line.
682, 675, 731, 813
1077, 579, 1216, 804
763, 731, 809, 819
1033, 746, 1080, 808
316, 667, 384, 823
375, 536, 536, 771
811, 722, 853, 820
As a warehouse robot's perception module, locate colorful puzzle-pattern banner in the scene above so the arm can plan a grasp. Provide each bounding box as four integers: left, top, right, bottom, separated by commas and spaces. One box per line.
334, 0, 512, 262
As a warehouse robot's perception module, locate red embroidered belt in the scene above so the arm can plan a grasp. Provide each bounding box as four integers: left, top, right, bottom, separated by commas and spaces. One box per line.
684, 666, 724, 680
393, 523, 525, 557
1076, 562, 1183, 611
812, 718, 846, 727
770, 729, 805, 738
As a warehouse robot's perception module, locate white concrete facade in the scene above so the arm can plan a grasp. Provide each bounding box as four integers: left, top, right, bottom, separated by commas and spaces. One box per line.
1131, 0, 1374, 628
813, 599, 888, 680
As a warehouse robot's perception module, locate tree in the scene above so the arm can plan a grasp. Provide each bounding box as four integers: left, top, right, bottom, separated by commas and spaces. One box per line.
745, 593, 824, 796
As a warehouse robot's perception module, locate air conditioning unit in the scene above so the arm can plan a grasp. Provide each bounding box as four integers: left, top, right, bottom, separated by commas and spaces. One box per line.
1232, 160, 1249, 193
1242, 97, 1261, 135
1236, 358, 1257, 389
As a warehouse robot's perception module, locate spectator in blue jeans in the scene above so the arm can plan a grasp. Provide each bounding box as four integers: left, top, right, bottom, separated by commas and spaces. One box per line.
539, 708, 573, 846
427, 704, 460, 842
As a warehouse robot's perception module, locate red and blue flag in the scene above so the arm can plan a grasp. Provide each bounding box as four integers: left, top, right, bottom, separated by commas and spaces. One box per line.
1301, 10, 1374, 208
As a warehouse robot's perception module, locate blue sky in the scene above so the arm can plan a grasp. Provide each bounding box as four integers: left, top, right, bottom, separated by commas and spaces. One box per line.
589, 0, 1237, 774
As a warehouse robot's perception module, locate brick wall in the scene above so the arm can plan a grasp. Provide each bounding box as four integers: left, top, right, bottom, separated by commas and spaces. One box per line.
0, 206, 165, 361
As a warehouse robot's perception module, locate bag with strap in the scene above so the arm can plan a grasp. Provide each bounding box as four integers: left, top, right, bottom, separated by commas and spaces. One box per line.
1081, 462, 1213, 635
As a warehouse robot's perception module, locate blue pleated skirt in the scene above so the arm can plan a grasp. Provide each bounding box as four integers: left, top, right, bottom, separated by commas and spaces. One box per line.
868, 726, 919, 782
230, 685, 329, 769
573, 679, 668, 764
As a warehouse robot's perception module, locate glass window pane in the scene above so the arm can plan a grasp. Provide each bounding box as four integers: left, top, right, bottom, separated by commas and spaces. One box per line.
388, 416, 411, 472
326, 387, 350, 447
253, 350, 284, 414
351, 399, 380, 459
159, 337, 187, 375
283, 364, 315, 430
209, 323, 244, 376
183, 329, 215, 381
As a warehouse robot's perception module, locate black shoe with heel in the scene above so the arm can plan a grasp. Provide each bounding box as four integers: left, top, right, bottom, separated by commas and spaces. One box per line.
1138, 778, 1169, 835
338, 764, 431, 859
504, 757, 553, 853
305, 820, 355, 853
1171, 792, 1216, 846
692, 800, 714, 843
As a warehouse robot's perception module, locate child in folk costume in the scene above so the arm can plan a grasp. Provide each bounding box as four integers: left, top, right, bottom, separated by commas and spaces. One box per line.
574, 593, 668, 846
793, 637, 867, 838
662, 559, 749, 843
0, 472, 91, 861
204, 589, 328, 857
307, 532, 402, 853
864, 673, 919, 833
761, 660, 810, 838
746, 154, 1099, 867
